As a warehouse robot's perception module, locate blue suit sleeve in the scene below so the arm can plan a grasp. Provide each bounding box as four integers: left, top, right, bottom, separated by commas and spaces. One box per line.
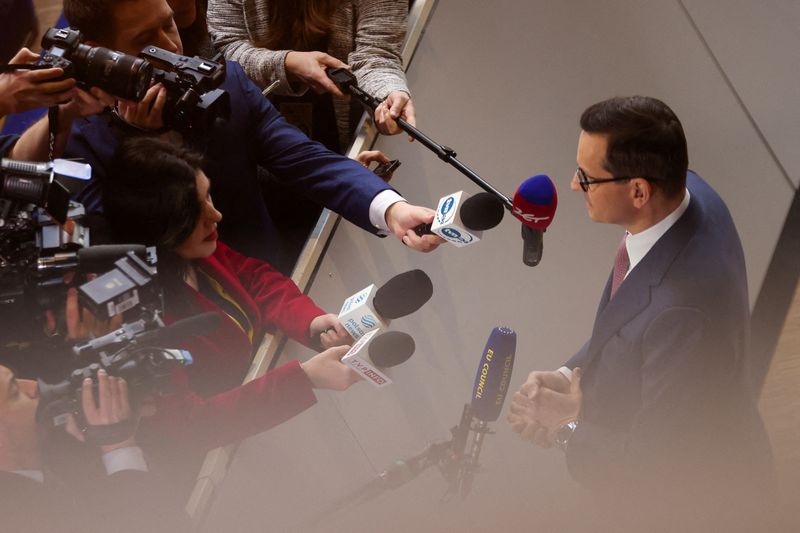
228, 62, 396, 234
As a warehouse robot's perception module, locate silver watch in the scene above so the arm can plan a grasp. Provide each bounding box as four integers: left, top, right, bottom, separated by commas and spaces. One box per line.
555, 420, 578, 451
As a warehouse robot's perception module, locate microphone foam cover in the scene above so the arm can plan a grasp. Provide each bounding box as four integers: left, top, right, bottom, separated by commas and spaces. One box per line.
512, 174, 558, 230
460, 192, 505, 231
369, 331, 416, 368
373, 269, 433, 319
78, 245, 147, 271
141, 312, 222, 346
471, 326, 516, 422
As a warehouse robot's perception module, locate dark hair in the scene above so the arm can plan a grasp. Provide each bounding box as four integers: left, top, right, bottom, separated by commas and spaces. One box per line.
180, 0, 212, 57
260, 0, 342, 51
103, 136, 202, 250
580, 96, 688, 198
63, 0, 117, 42
103, 137, 204, 309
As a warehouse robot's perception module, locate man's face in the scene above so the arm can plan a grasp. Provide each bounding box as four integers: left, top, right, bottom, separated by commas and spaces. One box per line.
571, 131, 636, 226
0, 365, 41, 469
102, 0, 183, 56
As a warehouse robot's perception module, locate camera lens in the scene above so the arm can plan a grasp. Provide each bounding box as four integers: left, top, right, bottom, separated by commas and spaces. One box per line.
72, 44, 153, 101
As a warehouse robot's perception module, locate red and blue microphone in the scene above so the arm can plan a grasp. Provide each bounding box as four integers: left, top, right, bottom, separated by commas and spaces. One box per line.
511, 175, 558, 266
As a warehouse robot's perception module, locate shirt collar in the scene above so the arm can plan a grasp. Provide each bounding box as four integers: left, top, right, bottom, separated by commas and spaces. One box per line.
625, 188, 691, 275
10, 470, 45, 483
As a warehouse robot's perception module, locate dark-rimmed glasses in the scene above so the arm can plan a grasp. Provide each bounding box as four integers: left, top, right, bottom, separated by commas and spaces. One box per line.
574, 167, 636, 192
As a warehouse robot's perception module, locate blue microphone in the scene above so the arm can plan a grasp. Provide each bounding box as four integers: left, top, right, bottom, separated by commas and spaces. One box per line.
460, 326, 516, 496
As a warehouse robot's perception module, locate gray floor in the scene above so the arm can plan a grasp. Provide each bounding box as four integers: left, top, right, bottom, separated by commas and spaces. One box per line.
203, 1, 799, 531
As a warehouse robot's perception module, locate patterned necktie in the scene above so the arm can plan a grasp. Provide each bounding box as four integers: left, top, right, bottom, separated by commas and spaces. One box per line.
610, 234, 630, 299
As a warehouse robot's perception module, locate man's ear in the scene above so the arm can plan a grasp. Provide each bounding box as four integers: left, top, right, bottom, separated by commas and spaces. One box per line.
631, 178, 652, 209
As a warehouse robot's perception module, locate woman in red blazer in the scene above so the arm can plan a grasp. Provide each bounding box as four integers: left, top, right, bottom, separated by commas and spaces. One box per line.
102, 136, 355, 396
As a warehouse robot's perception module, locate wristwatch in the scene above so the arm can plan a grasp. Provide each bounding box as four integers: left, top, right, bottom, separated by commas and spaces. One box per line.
555, 420, 579, 451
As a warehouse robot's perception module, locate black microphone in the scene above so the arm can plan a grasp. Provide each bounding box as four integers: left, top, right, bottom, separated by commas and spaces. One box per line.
72, 312, 222, 355
339, 269, 433, 339
342, 329, 416, 387
415, 192, 505, 247
37, 244, 148, 274
511, 175, 558, 266
135, 312, 222, 347
461, 326, 516, 496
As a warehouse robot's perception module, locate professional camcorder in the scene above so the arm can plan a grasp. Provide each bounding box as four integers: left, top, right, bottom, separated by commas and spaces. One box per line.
139, 45, 230, 133
40, 27, 152, 101
35, 312, 220, 443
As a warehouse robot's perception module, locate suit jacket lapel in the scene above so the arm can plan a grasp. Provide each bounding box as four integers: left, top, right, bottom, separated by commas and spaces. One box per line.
585, 196, 701, 366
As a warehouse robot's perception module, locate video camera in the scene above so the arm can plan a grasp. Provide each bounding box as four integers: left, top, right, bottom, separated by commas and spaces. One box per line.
1, 157, 162, 344
35, 312, 220, 443
139, 46, 230, 133
40, 27, 152, 102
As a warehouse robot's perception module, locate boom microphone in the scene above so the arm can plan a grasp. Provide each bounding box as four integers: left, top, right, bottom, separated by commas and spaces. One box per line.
512, 175, 558, 266
341, 329, 416, 387
461, 326, 516, 496
339, 269, 433, 339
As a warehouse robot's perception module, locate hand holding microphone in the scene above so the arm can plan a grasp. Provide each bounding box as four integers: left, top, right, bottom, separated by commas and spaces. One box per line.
415, 191, 505, 247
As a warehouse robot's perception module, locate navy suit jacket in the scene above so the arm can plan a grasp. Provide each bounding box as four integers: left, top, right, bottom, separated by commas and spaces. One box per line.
564, 172, 772, 494
64, 61, 393, 263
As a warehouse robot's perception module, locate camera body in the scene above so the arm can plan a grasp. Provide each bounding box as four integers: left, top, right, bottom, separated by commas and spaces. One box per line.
40, 27, 152, 102
138, 46, 230, 133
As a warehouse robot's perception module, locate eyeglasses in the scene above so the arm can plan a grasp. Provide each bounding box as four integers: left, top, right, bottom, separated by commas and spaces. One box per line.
574, 167, 636, 192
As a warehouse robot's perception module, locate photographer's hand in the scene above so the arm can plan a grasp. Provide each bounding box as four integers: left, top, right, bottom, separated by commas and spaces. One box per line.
65, 369, 138, 454
0, 47, 76, 117
64, 284, 123, 341
117, 82, 166, 130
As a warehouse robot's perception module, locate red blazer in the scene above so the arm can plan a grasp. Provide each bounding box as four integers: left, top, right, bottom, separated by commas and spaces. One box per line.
175, 241, 325, 395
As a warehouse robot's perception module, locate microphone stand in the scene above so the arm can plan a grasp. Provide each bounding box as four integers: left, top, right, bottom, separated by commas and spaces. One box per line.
301, 405, 474, 528
326, 68, 512, 211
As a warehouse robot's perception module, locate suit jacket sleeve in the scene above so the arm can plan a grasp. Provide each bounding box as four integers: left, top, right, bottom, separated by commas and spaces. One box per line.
230, 61, 395, 234
565, 306, 711, 487
148, 360, 317, 452
214, 241, 325, 345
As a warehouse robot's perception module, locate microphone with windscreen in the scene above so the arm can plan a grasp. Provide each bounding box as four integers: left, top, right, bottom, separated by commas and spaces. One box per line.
459, 326, 516, 497
338, 269, 433, 340
341, 329, 416, 387
415, 191, 505, 247
511, 175, 558, 266
36, 244, 148, 275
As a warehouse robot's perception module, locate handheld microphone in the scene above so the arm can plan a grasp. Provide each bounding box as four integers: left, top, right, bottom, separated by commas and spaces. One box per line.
461, 326, 516, 496
338, 269, 433, 340
341, 329, 416, 387
415, 191, 505, 247
512, 175, 558, 266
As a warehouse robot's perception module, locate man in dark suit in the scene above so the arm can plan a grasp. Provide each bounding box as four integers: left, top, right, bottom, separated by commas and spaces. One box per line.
60, 0, 442, 268
508, 96, 773, 528
0, 365, 189, 533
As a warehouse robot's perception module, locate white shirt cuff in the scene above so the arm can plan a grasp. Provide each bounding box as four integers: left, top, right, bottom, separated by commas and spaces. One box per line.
557, 366, 572, 380
102, 446, 148, 475
369, 190, 406, 235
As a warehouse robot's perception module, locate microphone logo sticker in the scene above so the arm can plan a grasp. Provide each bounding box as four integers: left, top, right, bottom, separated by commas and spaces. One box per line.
436, 196, 456, 224
441, 227, 473, 244
512, 206, 551, 224
360, 315, 377, 329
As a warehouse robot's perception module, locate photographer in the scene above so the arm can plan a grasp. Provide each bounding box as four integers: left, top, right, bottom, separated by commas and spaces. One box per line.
0, 365, 189, 533
1, 47, 115, 161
